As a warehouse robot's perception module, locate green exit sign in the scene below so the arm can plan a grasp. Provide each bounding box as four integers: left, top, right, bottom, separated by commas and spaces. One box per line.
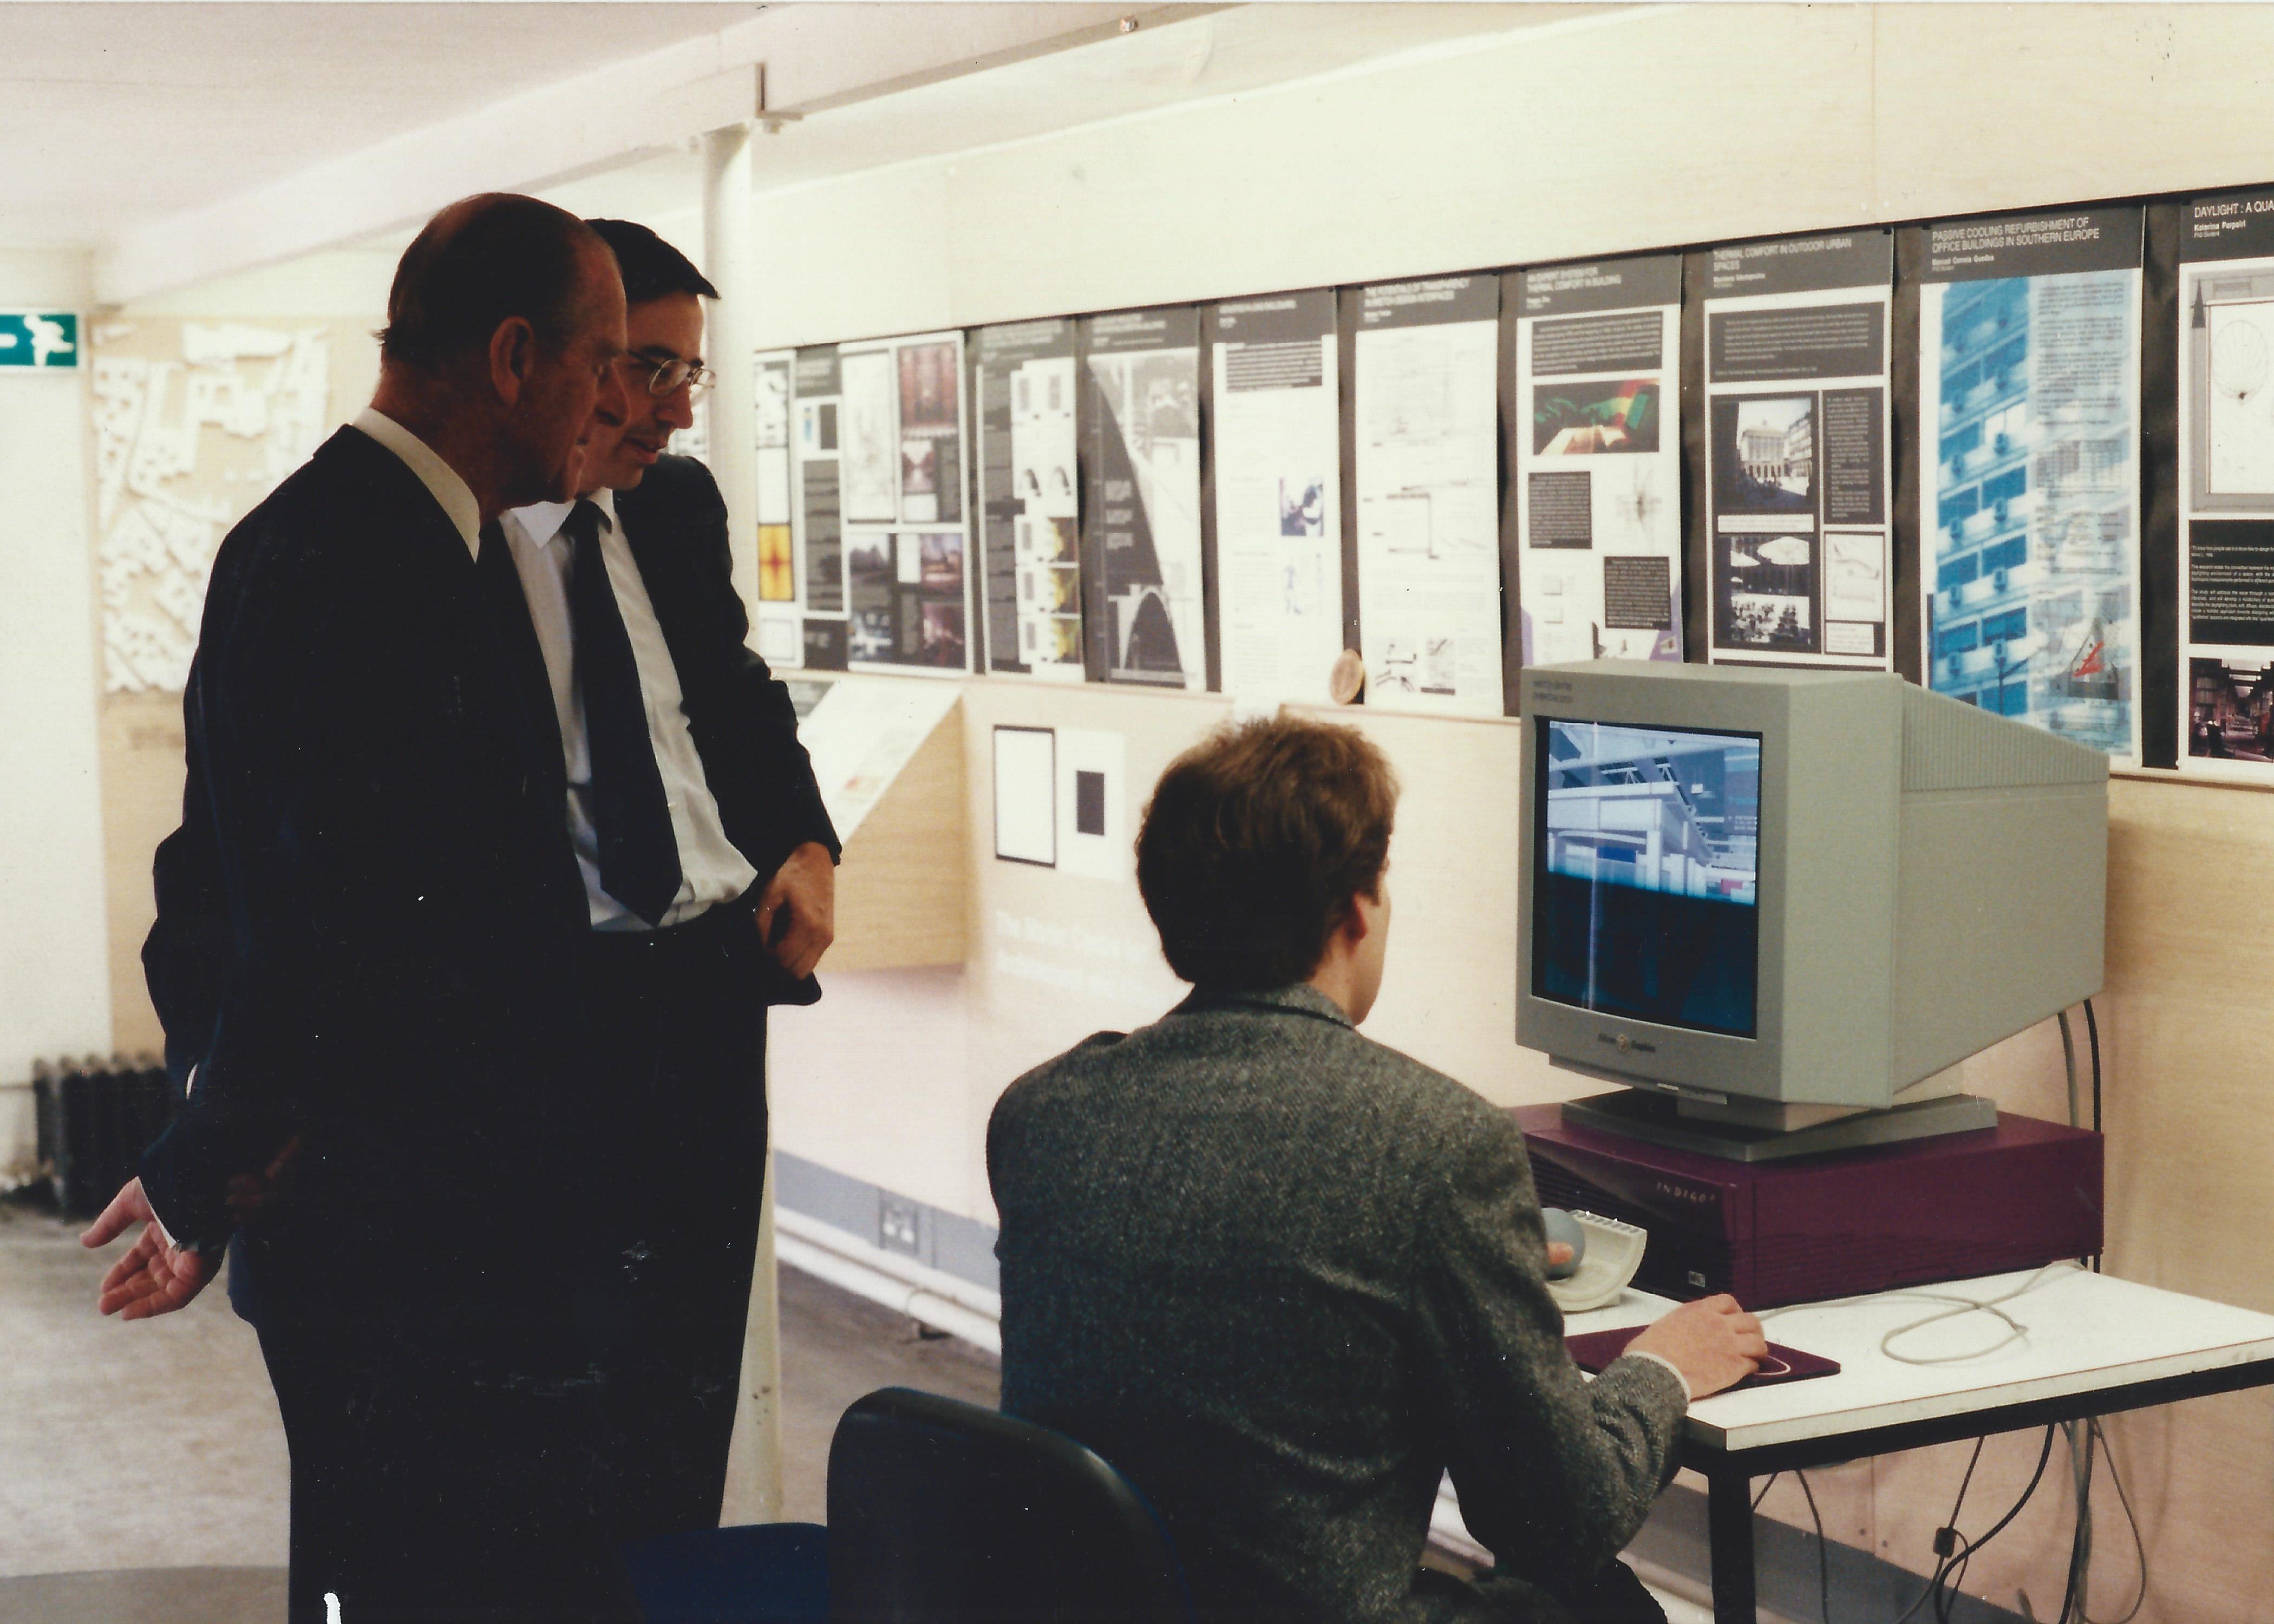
0, 312, 77, 369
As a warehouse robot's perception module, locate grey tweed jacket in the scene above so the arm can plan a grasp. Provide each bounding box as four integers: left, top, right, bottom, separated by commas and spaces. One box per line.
988, 984, 1688, 1623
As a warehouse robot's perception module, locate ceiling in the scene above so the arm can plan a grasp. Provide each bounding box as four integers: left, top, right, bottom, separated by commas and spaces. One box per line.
0, 3, 762, 248
0, 2, 1620, 291
518, 5, 1615, 251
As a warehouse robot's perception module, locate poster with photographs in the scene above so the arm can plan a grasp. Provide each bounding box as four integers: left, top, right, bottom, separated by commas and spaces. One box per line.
1920, 206, 2141, 762
846, 531, 968, 673
753, 349, 800, 666
897, 339, 963, 526
2178, 188, 2274, 778
1352, 276, 1501, 716
973, 319, 1082, 679
1703, 230, 1893, 670
832, 331, 971, 676
1082, 306, 1205, 690
1512, 254, 1684, 671
792, 345, 846, 664
1208, 290, 1344, 706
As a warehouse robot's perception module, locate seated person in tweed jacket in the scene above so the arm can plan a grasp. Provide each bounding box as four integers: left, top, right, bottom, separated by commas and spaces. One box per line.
988, 716, 1766, 1624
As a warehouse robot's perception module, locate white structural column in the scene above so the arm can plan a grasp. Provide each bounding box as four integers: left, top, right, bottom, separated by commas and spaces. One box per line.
704, 115, 787, 1527
704, 121, 760, 613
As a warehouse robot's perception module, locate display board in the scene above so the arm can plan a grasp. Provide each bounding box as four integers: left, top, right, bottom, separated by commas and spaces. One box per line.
1918, 207, 2144, 761
1350, 276, 1502, 716
779, 181, 2274, 767
805, 331, 972, 677
1700, 230, 1895, 670
2175, 187, 2274, 778
1207, 290, 1345, 707
1510, 254, 1685, 677
1080, 306, 1207, 691
972, 320, 1082, 680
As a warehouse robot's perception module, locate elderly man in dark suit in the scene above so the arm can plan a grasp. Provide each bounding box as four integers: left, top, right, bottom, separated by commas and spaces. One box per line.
989, 716, 1767, 1624
83, 194, 650, 1623
495, 217, 839, 1543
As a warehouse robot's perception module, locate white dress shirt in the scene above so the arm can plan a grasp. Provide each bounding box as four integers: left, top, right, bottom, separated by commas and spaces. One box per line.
501, 489, 757, 931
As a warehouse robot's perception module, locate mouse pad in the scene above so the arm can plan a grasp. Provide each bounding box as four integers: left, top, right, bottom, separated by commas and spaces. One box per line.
1565, 1326, 1840, 1389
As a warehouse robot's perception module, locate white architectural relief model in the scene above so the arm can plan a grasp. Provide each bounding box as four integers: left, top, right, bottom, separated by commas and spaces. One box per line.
95, 320, 332, 693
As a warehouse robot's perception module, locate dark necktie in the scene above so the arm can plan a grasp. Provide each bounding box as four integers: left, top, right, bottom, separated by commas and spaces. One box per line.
565, 500, 682, 926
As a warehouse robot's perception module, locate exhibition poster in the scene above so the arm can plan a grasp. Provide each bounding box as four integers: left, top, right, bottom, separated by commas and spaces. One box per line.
1703, 231, 1894, 670
1511, 254, 1684, 671
1920, 207, 2142, 761
1207, 290, 1344, 706
835, 331, 971, 676
1351, 276, 1502, 715
753, 349, 800, 667
2177, 187, 2274, 778
793, 344, 846, 664
1081, 306, 1206, 690
973, 319, 1082, 678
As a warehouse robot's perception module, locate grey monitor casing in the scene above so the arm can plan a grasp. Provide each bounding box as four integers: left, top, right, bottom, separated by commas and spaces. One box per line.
1515, 661, 2107, 1110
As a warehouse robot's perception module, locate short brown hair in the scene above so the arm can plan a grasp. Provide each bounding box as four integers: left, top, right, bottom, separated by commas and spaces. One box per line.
379, 193, 603, 371
1136, 716, 1398, 991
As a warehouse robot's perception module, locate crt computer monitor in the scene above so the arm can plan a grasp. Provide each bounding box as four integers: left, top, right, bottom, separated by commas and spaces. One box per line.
1514, 661, 2107, 1120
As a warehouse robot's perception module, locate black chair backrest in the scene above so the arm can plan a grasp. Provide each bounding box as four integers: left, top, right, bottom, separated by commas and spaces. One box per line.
826, 1386, 1191, 1624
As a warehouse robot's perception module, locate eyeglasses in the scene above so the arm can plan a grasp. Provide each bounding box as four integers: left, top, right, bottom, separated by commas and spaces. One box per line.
633, 353, 715, 398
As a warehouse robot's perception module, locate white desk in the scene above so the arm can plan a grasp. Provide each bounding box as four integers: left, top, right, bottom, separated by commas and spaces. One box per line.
1566, 1266, 2274, 1623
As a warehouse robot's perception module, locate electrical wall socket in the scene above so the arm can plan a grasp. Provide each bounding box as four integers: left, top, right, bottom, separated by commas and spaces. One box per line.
878, 1195, 922, 1258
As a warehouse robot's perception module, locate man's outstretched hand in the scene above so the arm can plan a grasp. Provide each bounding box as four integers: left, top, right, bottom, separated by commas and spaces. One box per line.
755, 841, 836, 980
82, 1178, 217, 1320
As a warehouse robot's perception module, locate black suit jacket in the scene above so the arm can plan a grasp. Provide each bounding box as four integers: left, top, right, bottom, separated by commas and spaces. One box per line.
141, 434, 837, 1252
612, 454, 838, 893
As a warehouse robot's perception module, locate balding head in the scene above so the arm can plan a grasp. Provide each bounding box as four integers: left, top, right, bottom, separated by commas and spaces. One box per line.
368, 192, 630, 519
381, 193, 604, 375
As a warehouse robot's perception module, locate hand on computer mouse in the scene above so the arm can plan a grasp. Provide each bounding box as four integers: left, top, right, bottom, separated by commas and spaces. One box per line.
1540, 1208, 1586, 1280
1625, 1294, 1767, 1400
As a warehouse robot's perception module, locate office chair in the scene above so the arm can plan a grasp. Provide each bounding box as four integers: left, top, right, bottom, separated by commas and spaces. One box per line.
827, 1386, 1193, 1623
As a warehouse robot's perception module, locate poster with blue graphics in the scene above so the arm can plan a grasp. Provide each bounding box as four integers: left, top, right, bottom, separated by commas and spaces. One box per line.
1919, 207, 2144, 763
0, 312, 76, 369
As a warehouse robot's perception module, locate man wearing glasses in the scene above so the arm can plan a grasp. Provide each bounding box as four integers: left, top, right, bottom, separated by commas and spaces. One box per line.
496, 217, 839, 1541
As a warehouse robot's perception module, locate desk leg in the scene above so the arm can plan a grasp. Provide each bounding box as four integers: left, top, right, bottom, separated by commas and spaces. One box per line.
1706, 1467, 1757, 1624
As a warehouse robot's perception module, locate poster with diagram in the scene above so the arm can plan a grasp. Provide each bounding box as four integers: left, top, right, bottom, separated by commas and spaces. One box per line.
1512, 254, 1683, 671
833, 331, 971, 676
792, 344, 846, 666
1082, 305, 1205, 690
973, 319, 1082, 678
1919, 206, 2141, 761
1208, 290, 1344, 707
92, 316, 342, 693
752, 348, 800, 667
2178, 187, 2274, 778
1351, 276, 1501, 716
1703, 230, 1894, 671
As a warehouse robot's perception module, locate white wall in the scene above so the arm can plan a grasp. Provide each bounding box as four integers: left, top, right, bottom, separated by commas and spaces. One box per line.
0, 247, 105, 1175
739, 9, 2274, 1615
745, 3, 2274, 349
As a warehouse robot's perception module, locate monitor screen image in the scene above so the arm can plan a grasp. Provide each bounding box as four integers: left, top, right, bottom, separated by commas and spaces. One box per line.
1532, 719, 1762, 1038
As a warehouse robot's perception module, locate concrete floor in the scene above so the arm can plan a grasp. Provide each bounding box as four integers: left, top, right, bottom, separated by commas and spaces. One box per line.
0, 1196, 998, 1621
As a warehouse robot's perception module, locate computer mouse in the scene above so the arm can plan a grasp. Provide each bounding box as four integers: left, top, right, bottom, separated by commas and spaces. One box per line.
1541, 1207, 1587, 1280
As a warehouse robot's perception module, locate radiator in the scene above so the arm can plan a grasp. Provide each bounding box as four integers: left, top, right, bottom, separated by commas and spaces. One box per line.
31, 1056, 178, 1219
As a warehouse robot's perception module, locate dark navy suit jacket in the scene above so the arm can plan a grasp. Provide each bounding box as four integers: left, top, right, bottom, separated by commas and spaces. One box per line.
140, 433, 835, 1254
